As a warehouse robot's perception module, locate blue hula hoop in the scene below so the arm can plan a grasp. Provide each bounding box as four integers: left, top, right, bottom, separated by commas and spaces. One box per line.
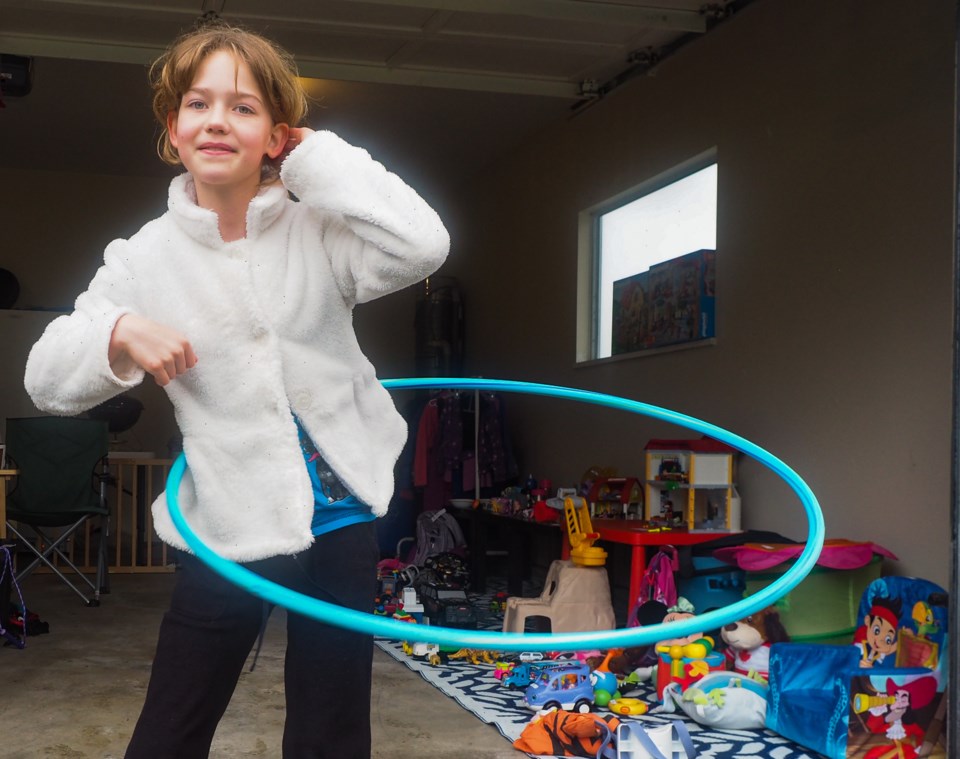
165, 377, 824, 651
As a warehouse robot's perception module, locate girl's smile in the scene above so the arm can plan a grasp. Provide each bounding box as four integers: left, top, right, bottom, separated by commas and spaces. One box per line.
198, 141, 236, 155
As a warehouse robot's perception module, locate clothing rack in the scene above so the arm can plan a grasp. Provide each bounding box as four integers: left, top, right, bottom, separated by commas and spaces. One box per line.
413, 387, 513, 512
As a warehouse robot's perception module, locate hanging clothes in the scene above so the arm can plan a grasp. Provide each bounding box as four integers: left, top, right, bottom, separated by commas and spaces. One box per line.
411, 390, 516, 511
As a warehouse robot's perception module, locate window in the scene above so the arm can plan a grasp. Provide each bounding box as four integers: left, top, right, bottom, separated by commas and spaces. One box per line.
578, 159, 717, 361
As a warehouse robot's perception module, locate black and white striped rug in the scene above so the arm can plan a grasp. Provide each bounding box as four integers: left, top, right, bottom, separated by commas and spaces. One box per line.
374, 582, 824, 759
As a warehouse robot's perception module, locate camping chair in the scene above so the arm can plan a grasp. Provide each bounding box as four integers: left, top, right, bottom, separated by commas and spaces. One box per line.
3, 417, 110, 607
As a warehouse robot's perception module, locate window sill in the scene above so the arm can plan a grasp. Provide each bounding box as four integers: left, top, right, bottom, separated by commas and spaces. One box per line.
576, 337, 716, 367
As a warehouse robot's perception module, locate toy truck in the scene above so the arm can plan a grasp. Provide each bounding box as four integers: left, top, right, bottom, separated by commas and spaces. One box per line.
419, 583, 478, 628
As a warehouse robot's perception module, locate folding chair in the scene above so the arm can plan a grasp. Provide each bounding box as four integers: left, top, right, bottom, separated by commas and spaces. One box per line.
4, 417, 110, 607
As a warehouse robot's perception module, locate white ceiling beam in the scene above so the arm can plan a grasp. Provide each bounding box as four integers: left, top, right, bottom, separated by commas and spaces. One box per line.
384, 9, 454, 68
5, 0, 629, 54
334, 0, 707, 32
0, 32, 583, 98
297, 57, 580, 98
0, 34, 159, 67
13, 0, 705, 34
226, 8, 627, 54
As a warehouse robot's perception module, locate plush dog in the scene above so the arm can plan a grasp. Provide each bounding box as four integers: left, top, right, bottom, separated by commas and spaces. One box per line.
721, 606, 790, 679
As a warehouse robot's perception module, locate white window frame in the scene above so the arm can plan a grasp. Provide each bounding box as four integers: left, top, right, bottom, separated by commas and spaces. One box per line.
576, 151, 717, 363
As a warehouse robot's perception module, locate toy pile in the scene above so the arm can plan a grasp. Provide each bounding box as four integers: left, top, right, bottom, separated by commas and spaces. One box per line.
374, 499, 476, 625
491, 593, 784, 741
376, 573, 825, 758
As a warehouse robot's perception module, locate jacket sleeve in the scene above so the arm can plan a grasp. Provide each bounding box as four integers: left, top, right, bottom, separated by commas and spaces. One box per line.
278, 130, 450, 304
24, 238, 146, 415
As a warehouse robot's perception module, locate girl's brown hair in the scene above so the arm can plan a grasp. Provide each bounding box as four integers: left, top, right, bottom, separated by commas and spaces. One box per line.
150, 21, 308, 166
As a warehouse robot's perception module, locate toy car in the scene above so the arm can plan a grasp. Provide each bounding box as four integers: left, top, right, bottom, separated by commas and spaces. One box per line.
502, 660, 568, 690
523, 662, 594, 713
402, 640, 445, 666
493, 661, 515, 681
418, 583, 478, 628
519, 651, 544, 662
607, 698, 649, 715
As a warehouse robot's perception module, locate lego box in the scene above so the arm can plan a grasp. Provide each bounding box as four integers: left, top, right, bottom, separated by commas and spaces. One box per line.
611, 249, 715, 354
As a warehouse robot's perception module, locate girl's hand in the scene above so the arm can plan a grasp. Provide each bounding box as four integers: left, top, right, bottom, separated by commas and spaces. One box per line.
277, 126, 315, 165
109, 313, 198, 387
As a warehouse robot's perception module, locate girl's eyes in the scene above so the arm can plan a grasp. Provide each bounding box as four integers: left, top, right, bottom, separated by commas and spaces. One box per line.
183, 101, 256, 115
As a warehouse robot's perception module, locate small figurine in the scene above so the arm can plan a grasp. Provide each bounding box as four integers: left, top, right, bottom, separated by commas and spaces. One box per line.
489, 591, 509, 613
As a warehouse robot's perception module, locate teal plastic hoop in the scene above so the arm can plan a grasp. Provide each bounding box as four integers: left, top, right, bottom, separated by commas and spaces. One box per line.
166, 377, 824, 651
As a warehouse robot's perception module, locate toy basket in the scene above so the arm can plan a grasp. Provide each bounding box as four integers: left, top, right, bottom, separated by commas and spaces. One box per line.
745, 555, 882, 644
714, 540, 894, 645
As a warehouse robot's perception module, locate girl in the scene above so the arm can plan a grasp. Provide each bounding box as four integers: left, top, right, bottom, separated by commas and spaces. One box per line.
24, 21, 449, 759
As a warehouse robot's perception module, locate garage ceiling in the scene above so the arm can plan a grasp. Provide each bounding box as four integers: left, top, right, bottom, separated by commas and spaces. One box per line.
0, 0, 748, 189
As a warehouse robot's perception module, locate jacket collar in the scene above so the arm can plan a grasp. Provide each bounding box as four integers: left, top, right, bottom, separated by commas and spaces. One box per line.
167, 173, 288, 248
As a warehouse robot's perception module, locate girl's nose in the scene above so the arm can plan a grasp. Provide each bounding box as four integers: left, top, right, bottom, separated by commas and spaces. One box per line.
205, 104, 229, 132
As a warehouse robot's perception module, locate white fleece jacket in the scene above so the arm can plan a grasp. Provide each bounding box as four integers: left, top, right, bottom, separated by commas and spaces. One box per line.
24, 130, 449, 561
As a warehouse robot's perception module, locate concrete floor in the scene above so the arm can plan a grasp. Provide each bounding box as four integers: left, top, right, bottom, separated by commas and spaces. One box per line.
2, 572, 523, 758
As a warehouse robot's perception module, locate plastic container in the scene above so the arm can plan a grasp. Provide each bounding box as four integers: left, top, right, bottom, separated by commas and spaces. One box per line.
676, 556, 745, 614
744, 555, 883, 644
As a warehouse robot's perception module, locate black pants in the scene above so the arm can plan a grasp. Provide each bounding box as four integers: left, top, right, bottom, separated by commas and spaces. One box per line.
125, 521, 379, 759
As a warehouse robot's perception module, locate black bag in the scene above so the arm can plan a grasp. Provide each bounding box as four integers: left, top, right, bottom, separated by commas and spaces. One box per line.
8, 606, 49, 637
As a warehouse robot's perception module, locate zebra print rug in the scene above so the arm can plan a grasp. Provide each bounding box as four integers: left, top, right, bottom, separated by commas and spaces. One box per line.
374, 583, 824, 758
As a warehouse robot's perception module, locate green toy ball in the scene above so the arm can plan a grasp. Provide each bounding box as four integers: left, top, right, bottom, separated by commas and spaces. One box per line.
593, 689, 612, 707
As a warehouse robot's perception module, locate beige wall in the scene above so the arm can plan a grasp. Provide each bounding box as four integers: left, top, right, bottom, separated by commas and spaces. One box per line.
440, 0, 956, 584
1, 0, 954, 585
0, 168, 176, 453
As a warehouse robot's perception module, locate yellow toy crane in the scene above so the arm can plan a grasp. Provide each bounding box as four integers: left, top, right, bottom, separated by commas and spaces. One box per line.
563, 496, 608, 567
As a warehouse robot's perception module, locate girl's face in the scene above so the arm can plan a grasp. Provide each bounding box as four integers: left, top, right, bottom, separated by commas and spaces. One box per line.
167, 50, 288, 202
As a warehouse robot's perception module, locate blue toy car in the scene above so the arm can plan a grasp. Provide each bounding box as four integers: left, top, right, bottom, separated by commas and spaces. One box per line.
503, 660, 568, 690
523, 662, 594, 713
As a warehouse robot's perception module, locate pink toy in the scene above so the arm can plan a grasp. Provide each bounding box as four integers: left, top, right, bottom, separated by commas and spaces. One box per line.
713, 539, 896, 572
